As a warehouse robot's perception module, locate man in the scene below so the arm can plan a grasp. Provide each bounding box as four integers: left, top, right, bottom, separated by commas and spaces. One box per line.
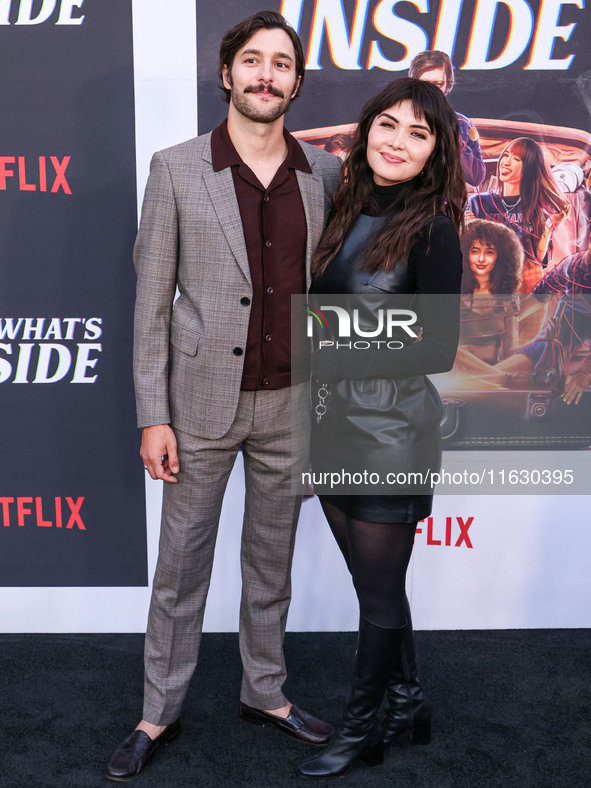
106, 11, 340, 782
409, 50, 486, 187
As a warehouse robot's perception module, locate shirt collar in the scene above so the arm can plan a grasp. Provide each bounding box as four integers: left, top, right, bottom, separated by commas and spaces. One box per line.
211, 118, 312, 174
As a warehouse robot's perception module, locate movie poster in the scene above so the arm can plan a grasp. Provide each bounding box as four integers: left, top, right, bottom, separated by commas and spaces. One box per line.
198, 0, 591, 462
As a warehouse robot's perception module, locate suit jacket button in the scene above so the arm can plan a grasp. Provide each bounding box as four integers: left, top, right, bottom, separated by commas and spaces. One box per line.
240, 297, 251, 306
233, 347, 243, 356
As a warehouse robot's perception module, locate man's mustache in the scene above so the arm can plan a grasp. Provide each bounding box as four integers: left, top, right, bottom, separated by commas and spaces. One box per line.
244, 83, 284, 98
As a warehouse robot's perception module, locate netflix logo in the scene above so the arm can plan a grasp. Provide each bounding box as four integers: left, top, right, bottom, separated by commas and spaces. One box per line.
1, 496, 86, 530
415, 516, 474, 548
0, 156, 71, 194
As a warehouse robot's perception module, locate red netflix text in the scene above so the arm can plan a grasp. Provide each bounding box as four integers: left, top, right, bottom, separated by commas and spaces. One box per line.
0, 496, 86, 530
415, 516, 474, 548
0, 156, 71, 194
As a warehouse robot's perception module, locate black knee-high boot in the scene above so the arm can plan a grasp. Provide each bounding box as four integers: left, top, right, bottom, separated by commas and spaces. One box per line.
382, 597, 431, 747
297, 618, 404, 779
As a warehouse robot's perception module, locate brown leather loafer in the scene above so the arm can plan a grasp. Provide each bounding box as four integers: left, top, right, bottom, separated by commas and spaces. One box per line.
105, 719, 181, 782
239, 702, 333, 745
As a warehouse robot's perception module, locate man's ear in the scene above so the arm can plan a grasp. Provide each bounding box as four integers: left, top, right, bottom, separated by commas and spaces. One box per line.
291, 75, 302, 99
222, 64, 232, 91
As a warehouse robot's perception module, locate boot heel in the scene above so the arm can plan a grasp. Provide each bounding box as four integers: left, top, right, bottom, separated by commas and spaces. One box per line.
409, 720, 431, 745
360, 740, 384, 766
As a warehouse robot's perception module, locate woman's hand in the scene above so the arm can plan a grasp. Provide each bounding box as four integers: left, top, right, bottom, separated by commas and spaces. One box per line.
547, 204, 571, 231
533, 315, 561, 343
536, 205, 571, 261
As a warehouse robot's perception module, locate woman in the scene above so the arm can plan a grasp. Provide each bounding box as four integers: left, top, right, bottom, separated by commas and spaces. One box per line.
461, 219, 522, 296
452, 224, 564, 390
459, 219, 523, 364
467, 137, 569, 293
297, 79, 465, 779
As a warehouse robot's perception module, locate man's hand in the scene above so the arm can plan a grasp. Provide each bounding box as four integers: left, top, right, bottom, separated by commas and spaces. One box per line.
140, 425, 179, 482
562, 370, 591, 406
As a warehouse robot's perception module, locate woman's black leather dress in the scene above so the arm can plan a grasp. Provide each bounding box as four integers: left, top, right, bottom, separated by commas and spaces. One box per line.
310, 183, 462, 523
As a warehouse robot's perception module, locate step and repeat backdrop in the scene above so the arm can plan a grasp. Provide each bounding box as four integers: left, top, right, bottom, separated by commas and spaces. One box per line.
0, 0, 147, 591
1, 0, 590, 631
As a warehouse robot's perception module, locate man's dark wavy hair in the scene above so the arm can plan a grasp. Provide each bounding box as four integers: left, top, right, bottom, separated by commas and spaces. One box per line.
218, 10, 305, 103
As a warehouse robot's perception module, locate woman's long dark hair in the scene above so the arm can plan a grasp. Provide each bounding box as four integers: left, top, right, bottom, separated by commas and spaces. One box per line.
460, 219, 523, 294
498, 137, 568, 239
313, 78, 466, 275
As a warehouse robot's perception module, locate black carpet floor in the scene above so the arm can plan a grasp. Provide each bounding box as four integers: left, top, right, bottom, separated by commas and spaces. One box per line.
0, 630, 589, 788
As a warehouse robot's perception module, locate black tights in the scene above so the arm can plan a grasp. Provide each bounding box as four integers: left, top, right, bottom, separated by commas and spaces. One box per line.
320, 498, 417, 629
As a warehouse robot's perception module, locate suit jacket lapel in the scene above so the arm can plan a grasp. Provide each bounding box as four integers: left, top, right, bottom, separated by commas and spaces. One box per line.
201, 137, 326, 292
203, 167, 252, 286
296, 168, 325, 292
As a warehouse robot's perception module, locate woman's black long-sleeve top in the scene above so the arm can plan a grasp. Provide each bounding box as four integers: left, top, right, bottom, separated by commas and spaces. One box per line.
310, 181, 463, 382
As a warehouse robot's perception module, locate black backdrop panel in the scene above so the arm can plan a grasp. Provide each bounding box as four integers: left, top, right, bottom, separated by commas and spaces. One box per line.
0, 1, 147, 586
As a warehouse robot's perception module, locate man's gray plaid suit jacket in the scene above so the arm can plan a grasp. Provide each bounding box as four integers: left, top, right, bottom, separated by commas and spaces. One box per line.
133, 130, 341, 439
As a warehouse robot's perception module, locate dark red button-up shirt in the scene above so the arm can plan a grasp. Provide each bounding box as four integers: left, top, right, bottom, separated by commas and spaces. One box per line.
211, 120, 309, 390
